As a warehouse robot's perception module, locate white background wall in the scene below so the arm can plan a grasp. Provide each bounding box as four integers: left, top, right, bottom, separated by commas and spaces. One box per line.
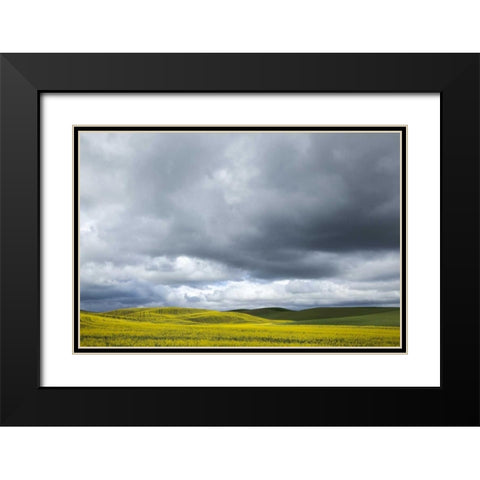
1, 1, 479, 479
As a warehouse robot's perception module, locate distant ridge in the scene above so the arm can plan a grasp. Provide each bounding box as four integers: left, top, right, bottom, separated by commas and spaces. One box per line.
229, 306, 399, 324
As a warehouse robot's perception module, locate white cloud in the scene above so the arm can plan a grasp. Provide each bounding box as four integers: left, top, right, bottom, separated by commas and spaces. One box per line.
151, 277, 400, 311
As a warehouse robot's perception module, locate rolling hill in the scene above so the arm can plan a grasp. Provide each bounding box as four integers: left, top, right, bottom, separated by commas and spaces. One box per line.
231, 306, 400, 326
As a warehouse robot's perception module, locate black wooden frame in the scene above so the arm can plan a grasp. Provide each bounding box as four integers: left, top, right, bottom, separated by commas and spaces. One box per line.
0, 54, 478, 425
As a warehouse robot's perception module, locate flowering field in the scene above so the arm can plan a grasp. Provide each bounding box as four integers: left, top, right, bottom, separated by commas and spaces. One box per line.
79, 307, 400, 348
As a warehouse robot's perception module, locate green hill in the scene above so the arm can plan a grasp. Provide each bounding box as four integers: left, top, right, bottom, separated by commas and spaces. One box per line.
232, 306, 399, 326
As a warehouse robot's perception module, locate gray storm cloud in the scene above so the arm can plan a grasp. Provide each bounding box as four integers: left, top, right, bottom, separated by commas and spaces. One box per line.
79, 131, 401, 311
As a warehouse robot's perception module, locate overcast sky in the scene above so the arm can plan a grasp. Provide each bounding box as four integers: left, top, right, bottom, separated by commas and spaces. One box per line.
79, 131, 400, 312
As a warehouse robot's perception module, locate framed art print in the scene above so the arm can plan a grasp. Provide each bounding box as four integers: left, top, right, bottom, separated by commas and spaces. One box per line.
0, 54, 478, 425
74, 125, 406, 354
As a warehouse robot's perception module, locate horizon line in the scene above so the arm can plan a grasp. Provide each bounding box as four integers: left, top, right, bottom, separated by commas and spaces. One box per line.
80, 304, 401, 314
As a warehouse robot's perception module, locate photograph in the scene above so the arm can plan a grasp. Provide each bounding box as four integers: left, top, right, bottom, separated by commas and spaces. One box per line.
76, 127, 406, 351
